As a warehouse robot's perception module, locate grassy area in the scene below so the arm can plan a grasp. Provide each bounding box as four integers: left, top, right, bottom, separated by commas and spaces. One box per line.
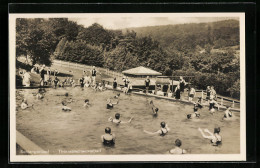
16, 60, 113, 87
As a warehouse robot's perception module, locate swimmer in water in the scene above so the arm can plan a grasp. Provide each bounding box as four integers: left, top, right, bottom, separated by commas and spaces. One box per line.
62, 101, 71, 112
20, 99, 33, 110
106, 98, 119, 109
198, 127, 222, 146
209, 96, 219, 114
223, 106, 233, 119
108, 113, 133, 124
36, 89, 44, 99
187, 113, 200, 119
83, 99, 90, 107
101, 127, 115, 146
114, 93, 120, 99
169, 139, 187, 154
79, 76, 85, 88
144, 122, 170, 136
149, 100, 159, 116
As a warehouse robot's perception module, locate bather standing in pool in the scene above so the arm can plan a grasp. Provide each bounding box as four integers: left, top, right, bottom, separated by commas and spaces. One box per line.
169, 139, 187, 154
106, 98, 119, 109
101, 127, 115, 146
198, 127, 222, 146
108, 113, 133, 124
144, 122, 170, 136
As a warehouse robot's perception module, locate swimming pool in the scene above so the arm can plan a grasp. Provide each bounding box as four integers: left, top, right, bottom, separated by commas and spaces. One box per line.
16, 87, 240, 155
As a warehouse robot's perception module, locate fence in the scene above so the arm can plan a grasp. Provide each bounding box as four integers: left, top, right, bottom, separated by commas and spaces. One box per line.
52, 59, 124, 78
52, 59, 240, 109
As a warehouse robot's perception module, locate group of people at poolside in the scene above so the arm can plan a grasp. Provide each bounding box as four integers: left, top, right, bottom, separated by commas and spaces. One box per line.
19, 65, 235, 154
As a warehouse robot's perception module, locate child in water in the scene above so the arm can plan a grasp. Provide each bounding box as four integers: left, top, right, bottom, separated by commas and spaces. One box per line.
169, 139, 187, 154
108, 113, 133, 124
209, 96, 219, 114
144, 122, 170, 136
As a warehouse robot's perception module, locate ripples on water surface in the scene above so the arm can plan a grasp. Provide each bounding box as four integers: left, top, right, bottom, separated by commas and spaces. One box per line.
16, 87, 240, 154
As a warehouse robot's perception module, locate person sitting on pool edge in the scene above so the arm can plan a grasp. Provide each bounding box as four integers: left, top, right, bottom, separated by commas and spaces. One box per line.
107, 98, 119, 109
83, 99, 90, 108
144, 122, 170, 136
101, 127, 115, 146
198, 127, 222, 146
169, 139, 187, 154
62, 101, 71, 112
108, 113, 133, 124
223, 106, 234, 120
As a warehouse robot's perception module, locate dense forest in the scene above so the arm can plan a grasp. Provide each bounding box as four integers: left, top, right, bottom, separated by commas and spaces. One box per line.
16, 18, 240, 98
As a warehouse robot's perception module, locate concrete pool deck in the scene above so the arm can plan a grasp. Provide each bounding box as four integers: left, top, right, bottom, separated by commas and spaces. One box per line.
105, 85, 240, 112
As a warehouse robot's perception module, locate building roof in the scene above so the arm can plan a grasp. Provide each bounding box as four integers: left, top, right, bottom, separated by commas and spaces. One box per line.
122, 66, 162, 76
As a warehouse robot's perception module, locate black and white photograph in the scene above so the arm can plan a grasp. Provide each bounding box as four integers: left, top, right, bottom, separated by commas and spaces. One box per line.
9, 13, 246, 162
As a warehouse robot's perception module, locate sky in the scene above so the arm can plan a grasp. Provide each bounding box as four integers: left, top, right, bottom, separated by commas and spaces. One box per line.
69, 17, 239, 30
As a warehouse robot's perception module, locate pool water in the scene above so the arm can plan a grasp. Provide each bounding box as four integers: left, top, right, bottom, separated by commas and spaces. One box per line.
16, 87, 240, 155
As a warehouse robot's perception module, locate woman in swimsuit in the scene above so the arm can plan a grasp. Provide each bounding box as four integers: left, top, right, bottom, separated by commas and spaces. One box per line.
101, 127, 115, 146
144, 122, 170, 136
198, 127, 222, 146
108, 113, 133, 124
169, 139, 187, 154
106, 98, 119, 109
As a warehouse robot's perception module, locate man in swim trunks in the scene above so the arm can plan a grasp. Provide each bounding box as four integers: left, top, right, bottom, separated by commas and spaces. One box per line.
91, 66, 97, 85
144, 76, 150, 94
144, 122, 170, 136
169, 139, 187, 154
101, 127, 115, 146
108, 113, 133, 124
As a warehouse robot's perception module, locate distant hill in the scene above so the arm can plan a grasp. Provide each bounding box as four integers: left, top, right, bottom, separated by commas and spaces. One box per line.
122, 19, 239, 51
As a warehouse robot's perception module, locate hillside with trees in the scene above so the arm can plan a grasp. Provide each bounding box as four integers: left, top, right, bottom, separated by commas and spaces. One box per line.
16, 18, 240, 98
